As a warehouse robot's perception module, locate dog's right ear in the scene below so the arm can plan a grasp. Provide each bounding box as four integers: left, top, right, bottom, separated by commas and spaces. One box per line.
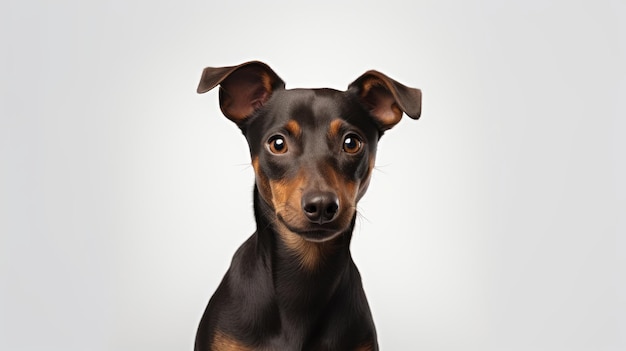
197, 61, 285, 125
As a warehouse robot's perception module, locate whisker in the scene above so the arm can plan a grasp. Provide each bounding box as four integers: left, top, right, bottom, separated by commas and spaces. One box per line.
373, 165, 389, 175
356, 206, 372, 224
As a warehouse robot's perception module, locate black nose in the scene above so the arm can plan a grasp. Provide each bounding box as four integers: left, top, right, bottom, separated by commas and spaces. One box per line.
301, 192, 339, 224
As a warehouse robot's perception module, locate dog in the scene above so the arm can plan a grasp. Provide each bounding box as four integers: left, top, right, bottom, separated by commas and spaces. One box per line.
195, 61, 421, 350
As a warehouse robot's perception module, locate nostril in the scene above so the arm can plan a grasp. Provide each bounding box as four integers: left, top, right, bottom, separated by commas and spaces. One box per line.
304, 203, 318, 215
324, 201, 339, 216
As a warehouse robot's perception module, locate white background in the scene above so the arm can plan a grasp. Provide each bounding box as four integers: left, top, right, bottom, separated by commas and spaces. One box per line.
1, 1, 625, 350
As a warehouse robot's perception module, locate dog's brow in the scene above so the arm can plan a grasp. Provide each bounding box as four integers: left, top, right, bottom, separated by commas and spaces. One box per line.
284, 120, 302, 138
328, 119, 344, 138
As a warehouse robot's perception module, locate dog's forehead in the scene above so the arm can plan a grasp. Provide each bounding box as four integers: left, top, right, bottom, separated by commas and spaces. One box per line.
269, 88, 348, 125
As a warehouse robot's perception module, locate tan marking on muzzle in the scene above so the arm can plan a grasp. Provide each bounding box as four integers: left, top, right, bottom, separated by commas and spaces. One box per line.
272, 171, 345, 270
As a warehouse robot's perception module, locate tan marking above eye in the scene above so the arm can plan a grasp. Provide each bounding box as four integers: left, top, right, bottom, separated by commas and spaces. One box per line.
284, 119, 302, 138
328, 119, 343, 138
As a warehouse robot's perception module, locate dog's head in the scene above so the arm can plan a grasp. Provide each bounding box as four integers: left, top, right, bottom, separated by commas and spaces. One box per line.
198, 61, 421, 246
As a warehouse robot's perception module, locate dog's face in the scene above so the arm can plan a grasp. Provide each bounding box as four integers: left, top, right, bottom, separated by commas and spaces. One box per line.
245, 88, 380, 242
198, 62, 421, 244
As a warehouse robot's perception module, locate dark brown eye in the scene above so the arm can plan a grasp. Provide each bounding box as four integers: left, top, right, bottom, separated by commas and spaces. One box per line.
268, 135, 288, 154
343, 134, 363, 154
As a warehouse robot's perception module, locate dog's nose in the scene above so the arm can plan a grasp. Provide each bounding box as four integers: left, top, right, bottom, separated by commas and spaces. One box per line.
301, 192, 339, 224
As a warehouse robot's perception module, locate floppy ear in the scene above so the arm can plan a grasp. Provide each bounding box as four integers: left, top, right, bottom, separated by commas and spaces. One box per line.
197, 61, 285, 125
348, 70, 421, 131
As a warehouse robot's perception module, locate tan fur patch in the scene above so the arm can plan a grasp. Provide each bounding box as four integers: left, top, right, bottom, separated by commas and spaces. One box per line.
284, 119, 302, 138
211, 331, 252, 351
328, 119, 343, 138
269, 175, 305, 214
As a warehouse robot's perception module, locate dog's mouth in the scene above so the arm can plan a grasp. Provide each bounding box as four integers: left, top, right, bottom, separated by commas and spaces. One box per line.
276, 214, 348, 243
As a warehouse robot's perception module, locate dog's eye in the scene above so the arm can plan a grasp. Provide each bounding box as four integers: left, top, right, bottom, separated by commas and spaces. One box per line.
343, 134, 363, 154
268, 135, 288, 154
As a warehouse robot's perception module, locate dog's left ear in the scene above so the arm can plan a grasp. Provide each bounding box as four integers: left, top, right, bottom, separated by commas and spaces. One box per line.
349, 71, 421, 131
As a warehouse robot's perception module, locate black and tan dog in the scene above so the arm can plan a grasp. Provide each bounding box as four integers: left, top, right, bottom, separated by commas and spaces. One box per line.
195, 61, 421, 351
